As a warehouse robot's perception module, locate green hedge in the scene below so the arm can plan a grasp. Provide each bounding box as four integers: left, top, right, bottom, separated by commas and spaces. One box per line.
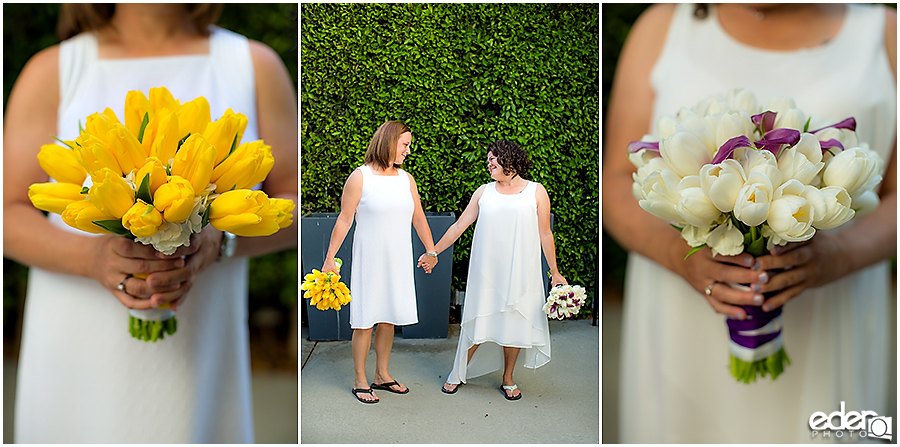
301, 3, 599, 313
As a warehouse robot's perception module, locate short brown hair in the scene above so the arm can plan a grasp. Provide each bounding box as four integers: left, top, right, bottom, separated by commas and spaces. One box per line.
486, 139, 532, 179
57, 4, 223, 41
364, 121, 410, 170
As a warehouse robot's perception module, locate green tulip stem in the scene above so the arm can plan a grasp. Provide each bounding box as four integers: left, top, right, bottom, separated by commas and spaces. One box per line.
128, 315, 178, 342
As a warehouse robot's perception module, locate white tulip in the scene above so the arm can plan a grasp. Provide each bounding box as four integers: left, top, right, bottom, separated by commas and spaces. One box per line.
773, 108, 807, 131
804, 185, 855, 230
631, 156, 672, 200
777, 134, 824, 184
765, 97, 797, 115
816, 127, 858, 152
851, 189, 880, 217
657, 115, 678, 139
822, 147, 882, 199
767, 180, 816, 242
659, 132, 712, 178
681, 224, 713, 248
725, 89, 759, 114
675, 176, 722, 228
733, 171, 774, 227
707, 220, 745, 257
739, 149, 784, 188
715, 110, 756, 150
699, 159, 746, 213
638, 169, 685, 223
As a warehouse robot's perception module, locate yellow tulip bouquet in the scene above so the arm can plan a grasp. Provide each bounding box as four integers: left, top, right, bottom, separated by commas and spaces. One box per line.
301, 258, 352, 311
28, 86, 295, 342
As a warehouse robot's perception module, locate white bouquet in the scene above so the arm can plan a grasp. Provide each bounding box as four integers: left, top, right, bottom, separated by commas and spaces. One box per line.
543, 284, 587, 320
627, 88, 884, 383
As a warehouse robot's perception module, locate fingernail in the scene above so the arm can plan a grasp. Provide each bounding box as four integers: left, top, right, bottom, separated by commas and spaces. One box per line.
758, 272, 768, 283
762, 304, 770, 312
772, 246, 782, 255
752, 261, 761, 271
751, 283, 762, 293
753, 294, 763, 305
744, 257, 753, 267
736, 312, 745, 320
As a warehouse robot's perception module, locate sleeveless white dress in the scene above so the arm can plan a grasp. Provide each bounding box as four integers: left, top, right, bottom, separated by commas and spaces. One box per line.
349, 165, 418, 329
15, 27, 258, 443
447, 181, 550, 384
620, 4, 896, 443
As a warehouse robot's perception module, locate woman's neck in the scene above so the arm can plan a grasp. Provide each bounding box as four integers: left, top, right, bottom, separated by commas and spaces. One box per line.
496, 175, 523, 188
369, 164, 399, 176
716, 4, 845, 51
96, 4, 206, 58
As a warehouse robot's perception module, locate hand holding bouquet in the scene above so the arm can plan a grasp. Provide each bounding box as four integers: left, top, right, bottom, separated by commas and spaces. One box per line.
628, 89, 883, 382
302, 258, 352, 311
543, 284, 587, 320
28, 86, 295, 342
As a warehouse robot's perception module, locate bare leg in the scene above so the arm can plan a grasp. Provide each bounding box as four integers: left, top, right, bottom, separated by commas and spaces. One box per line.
443, 343, 482, 393
351, 327, 378, 402
372, 323, 407, 392
501, 346, 521, 399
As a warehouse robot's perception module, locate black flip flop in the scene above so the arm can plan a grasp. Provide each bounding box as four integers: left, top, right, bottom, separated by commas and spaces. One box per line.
371, 381, 409, 394
499, 384, 522, 401
351, 388, 379, 404
441, 383, 461, 394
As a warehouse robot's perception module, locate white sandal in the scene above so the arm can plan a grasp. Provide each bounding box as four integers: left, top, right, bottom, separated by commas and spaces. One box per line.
499, 384, 522, 401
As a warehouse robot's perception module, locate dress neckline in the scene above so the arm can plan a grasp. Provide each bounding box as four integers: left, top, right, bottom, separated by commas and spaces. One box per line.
493, 180, 530, 196
709, 4, 852, 56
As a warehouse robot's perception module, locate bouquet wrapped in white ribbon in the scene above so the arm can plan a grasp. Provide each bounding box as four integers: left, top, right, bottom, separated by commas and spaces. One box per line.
627, 89, 884, 383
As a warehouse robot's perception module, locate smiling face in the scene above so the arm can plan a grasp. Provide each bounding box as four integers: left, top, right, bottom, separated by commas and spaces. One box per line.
393, 132, 412, 166
487, 151, 514, 181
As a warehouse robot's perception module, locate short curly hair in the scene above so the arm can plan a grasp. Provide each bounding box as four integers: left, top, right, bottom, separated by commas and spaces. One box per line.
486, 140, 532, 179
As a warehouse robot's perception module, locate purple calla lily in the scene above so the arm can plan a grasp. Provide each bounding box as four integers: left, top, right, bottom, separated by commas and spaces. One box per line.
711, 135, 753, 164
818, 139, 845, 153
754, 128, 801, 156
627, 140, 660, 154
811, 117, 856, 134
751, 111, 778, 135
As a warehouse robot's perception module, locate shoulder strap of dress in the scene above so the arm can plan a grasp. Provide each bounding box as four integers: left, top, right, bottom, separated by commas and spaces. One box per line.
209, 26, 258, 136
58, 32, 98, 118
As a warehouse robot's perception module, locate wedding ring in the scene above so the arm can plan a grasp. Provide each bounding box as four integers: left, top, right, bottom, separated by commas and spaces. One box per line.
117, 274, 132, 293
704, 282, 716, 297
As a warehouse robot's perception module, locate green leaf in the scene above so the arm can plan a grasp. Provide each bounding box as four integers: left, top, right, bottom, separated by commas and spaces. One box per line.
684, 244, 706, 259
802, 117, 811, 133
92, 219, 132, 237
176, 132, 191, 153
136, 173, 153, 204
201, 204, 211, 228
53, 136, 75, 149
80, 186, 90, 195
136, 112, 150, 144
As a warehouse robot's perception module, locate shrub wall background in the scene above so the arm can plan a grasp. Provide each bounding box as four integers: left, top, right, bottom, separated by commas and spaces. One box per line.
301, 3, 599, 313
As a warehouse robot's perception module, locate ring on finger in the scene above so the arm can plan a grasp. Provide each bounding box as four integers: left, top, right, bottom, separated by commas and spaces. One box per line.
704, 281, 716, 297
117, 274, 133, 293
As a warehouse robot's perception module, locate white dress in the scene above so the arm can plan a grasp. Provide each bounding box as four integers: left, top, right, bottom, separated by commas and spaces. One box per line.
620, 4, 896, 443
447, 181, 550, 384
349, 165, 418, 329
15, 27, 258, 443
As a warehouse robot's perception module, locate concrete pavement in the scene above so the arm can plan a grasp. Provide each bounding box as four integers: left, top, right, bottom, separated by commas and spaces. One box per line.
300, 319, 599, 444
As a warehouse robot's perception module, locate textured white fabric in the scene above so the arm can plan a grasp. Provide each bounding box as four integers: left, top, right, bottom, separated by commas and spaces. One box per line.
349, 165, 418, 329
619, 4, 895, 443
15, 27, 257, 443
447, 181, 550, 384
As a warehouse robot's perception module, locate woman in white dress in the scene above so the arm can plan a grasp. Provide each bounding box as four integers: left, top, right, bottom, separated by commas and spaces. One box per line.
322, 120, 438, 404
603, 3, 896, 442
425, 140, 567, 400
3, 4, 297, 443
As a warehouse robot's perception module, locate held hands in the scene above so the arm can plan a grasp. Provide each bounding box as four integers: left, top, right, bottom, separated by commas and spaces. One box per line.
417, 253, 438, 274
673, 246, 766, 321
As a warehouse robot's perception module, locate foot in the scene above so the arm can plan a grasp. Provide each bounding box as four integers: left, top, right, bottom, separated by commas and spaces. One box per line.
441, 382, 459, 394
354, 380, 378, 403
372, 375, 408, 393
500, 382, 521, 400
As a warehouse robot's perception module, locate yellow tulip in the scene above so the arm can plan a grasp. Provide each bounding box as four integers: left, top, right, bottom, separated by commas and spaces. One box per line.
28, 182, 86, 215
135, 157, 168, 196
208, 190, 295, 237
269, 197, 296, 229
123, 200, 163, 238
37, 143, 87, 185
204, 109, 248, 165
89, 168, 135, 218
149, 87, 179, 114
83, 108, 122, 140
210, 140, 274, 193
124, 90, 151, 137
61, 200, 117, 234
177, 96, 211, 138
75, 135, 123, 177
170, 134, 216, 193
153, 176, 196, 223
141, 108, 181, 162
105, 123, 146, 176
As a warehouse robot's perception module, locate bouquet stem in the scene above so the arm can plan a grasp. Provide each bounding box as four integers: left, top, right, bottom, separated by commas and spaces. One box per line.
729, 347, 791, 383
